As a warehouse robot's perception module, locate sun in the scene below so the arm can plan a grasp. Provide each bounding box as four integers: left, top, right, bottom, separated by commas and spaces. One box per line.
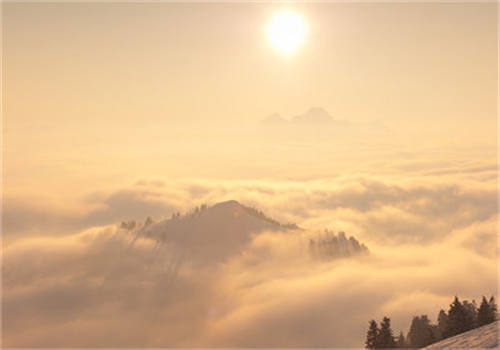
267, 11, 305, 54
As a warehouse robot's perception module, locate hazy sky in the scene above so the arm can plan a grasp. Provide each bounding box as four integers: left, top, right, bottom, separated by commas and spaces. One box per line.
4, 3, 497, 196
2, 2, 498, 347
5, 2, 496, 125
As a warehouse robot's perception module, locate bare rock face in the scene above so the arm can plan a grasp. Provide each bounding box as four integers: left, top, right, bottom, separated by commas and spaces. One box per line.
424, 321, 499, 349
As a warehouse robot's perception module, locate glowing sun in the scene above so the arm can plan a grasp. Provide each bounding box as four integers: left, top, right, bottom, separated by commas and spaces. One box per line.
267, 11, 305, 54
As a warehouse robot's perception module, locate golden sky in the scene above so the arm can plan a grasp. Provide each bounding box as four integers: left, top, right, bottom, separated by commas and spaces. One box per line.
4, 2, 497, 197
2, 2, 498, 348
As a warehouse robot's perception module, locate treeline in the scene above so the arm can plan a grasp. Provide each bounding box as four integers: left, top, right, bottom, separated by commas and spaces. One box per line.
241, 205, 299, 229
171, 204, 208, 219
309, 230, 369, 259
365, 295, 498, 349
166, 202, 299, 229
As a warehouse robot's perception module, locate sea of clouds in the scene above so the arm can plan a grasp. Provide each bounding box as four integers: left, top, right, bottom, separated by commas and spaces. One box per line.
3, 155, 497, 347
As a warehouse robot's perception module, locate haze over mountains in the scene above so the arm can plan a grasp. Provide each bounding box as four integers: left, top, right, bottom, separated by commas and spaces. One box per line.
2, 2, 497, 347
260, 107, 389, 141
123, 200, 367, 265
262, 107, 350, 127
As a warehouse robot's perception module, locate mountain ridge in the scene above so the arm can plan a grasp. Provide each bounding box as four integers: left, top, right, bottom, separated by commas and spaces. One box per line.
121, 200, 367, 265
262, 107, 350, 127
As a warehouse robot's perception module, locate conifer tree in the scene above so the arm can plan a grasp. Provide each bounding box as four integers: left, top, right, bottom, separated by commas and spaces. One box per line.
488, 296, 497, 321
407, 315, 435, 348
437, 309, 448, 340
462, 300, 477, 331
378, 317, 396, 348
365, 320, 379, 349
445, 296, 468, 337
478, 296, 492, 326
396, 331, 406, 348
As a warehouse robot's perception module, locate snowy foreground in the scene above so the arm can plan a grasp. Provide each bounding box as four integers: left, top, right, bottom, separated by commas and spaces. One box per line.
424, 321, 499, 349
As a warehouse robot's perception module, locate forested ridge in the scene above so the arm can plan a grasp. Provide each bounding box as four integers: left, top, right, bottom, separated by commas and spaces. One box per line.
365, 295, 498, 348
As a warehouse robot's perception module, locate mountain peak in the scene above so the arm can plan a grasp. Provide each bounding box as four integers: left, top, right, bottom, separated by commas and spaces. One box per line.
308, 106, 329, 114
124, 201, 366, 266
260, 107, 351, 128
212, 200, 241, 209
262, 113, 287, 125
133, 200, 296, 265
291, 107, 334, 124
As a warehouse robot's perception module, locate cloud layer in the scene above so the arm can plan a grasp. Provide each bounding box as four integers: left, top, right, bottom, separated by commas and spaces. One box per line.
3, 216, 497, 347
2, 159, 498, 347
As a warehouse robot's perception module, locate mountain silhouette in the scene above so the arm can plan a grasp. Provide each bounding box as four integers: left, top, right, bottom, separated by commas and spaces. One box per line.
262, 113, 288, 125
291, 107, 349, 126
261, 107, 350, 127
128, 200, 297, 264
123, 200, 367, 265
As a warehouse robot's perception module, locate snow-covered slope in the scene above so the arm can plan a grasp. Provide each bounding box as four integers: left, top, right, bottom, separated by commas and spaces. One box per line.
424, 321, 499, 349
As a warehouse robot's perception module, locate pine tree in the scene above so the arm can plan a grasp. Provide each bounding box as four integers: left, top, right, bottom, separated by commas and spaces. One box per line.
489, 296, 497, 321
396, 331, 406, 348
365, 320, 379, 349
462, 300, 477, 331
478, 296, 492, 326
445, 296, 468, 337
407, 315, 435, 348
437, 309, 448, 340
378, 317, 396, 348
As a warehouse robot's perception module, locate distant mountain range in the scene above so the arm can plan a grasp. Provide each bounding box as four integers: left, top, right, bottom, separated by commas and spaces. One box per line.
260, 107, 389, 135
262, 107, 350, 127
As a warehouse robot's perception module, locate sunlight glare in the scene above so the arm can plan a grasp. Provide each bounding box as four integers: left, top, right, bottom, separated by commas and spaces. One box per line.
267, 11, 305, 54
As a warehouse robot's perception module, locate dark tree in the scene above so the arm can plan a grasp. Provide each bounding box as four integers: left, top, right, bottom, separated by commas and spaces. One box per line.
363, 294, 497, 347
445, 296, 468, 337
396, 331, 406, 348
407, 315, 435, 348
477, 296, 497, 326
145, 216, 154, 226
378, 317, 397, 348
462, 300, 477, 330
437, 309, 448, 340
365, 320, 379, 349
478, 296, 493, 326
489, 296, 497, 321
